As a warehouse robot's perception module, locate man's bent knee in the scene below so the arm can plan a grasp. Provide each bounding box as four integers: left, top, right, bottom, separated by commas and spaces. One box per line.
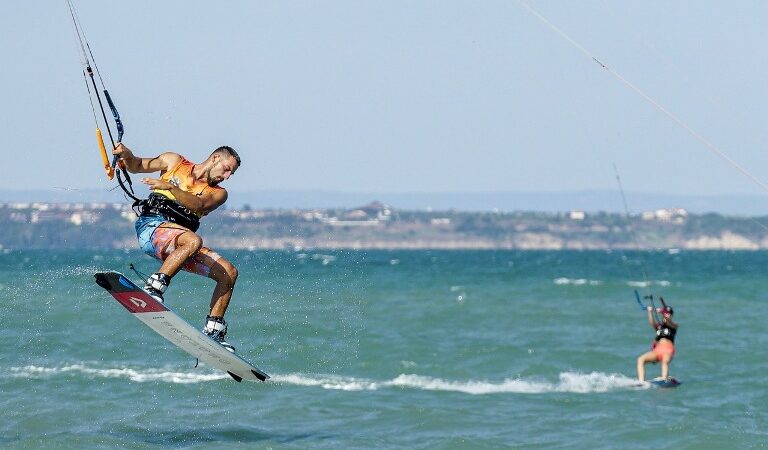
212, 259, 238, 285
181, 232, 203, 252
222, 261, 238, 286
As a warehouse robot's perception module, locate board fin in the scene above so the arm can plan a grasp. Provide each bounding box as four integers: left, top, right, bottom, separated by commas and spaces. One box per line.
252, 370, 267, 382
228, 371, 243, 382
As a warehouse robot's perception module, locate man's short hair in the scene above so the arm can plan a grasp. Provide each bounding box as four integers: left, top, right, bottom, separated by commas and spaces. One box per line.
214, 145, 241, 167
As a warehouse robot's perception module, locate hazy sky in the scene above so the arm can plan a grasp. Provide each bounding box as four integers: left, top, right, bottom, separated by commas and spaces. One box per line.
2, 1, 768, 199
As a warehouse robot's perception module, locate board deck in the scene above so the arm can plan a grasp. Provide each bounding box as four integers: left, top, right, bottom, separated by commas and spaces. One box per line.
94, 271, 269, 382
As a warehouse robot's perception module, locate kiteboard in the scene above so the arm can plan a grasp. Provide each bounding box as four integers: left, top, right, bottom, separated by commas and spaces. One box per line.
94, 271, 269, 382
649, 377, 680, 388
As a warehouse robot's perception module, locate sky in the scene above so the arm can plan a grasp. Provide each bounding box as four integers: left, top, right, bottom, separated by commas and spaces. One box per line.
2, 1, 768, 202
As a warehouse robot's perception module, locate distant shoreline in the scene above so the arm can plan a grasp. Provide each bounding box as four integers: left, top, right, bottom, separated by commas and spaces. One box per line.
202, 235, 764, 251
3, 188, 768, 215
3, 201, 768, 251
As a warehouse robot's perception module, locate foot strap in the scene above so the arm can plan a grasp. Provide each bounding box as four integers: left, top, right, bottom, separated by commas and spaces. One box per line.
146, 273, 170, 293
204, 315, 227, 334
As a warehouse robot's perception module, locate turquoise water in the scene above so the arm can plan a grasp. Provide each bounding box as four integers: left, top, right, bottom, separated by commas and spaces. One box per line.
1, 249, 767, 449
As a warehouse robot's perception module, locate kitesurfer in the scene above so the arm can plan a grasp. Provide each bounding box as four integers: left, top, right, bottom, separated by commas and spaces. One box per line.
113, 143, 241, 352
636, 304, 678, 382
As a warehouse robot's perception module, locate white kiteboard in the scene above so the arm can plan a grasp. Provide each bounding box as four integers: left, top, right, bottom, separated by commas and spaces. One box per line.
95, 271, 269, 382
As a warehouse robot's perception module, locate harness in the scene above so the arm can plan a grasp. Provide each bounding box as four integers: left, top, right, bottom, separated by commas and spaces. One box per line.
137, 193, 200, 232
655, 324, 676, 343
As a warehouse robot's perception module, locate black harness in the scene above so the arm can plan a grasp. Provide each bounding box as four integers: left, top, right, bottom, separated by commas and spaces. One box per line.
655, 324, 676, 343
137, 192, 201, 232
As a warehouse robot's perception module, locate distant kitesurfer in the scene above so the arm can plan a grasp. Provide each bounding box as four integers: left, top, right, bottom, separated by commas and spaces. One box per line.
113, 143, 241, 352
636, 304, 678, 382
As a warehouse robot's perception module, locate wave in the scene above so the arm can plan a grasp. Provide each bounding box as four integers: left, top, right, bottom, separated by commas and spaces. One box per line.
553, 278, 602, 286
553, 278, 673, 288
9, 364, 227, 384
271, 372, 640, 394
273, 373, 382, 391
8, 365, 642, 393
627, 280, 671, 287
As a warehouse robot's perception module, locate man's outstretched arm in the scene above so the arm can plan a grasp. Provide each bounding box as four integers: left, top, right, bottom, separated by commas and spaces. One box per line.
113, 143, 179, 174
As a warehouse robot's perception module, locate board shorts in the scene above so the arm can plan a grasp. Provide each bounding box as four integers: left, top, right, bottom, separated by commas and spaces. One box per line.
652, 340, 675, 361
135, 214, 222, 277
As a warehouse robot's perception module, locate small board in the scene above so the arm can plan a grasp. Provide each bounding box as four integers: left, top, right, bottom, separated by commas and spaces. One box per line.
94, 271, 269, 382
649, 377, 680, 388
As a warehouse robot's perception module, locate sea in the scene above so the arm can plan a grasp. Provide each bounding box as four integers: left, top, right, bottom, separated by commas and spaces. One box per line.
1, 249, 767, 449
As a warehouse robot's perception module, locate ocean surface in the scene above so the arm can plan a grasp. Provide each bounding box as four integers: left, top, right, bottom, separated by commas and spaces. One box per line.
2, 249, 767, 449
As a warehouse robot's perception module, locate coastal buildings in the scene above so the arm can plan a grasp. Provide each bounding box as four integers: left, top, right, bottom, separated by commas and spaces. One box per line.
1, 201, 762, 250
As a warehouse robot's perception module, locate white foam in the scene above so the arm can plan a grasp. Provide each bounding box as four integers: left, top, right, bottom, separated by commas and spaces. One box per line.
554, 278, 602, 286
9, 365, 641, 393
271, 373, 381, 391
9, 364, 227, 384
388, 372, 639, 394
388, 374, 552, 394
554, 371, 640, 393
272, 371, 639, 394
627, 280, 672, 287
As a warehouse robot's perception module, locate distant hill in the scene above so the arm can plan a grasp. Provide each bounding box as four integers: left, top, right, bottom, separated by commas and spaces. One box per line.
2, 188, 767, 215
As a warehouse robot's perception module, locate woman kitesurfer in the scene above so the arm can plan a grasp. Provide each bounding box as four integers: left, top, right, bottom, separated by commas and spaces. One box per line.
636, 304, 678, 382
